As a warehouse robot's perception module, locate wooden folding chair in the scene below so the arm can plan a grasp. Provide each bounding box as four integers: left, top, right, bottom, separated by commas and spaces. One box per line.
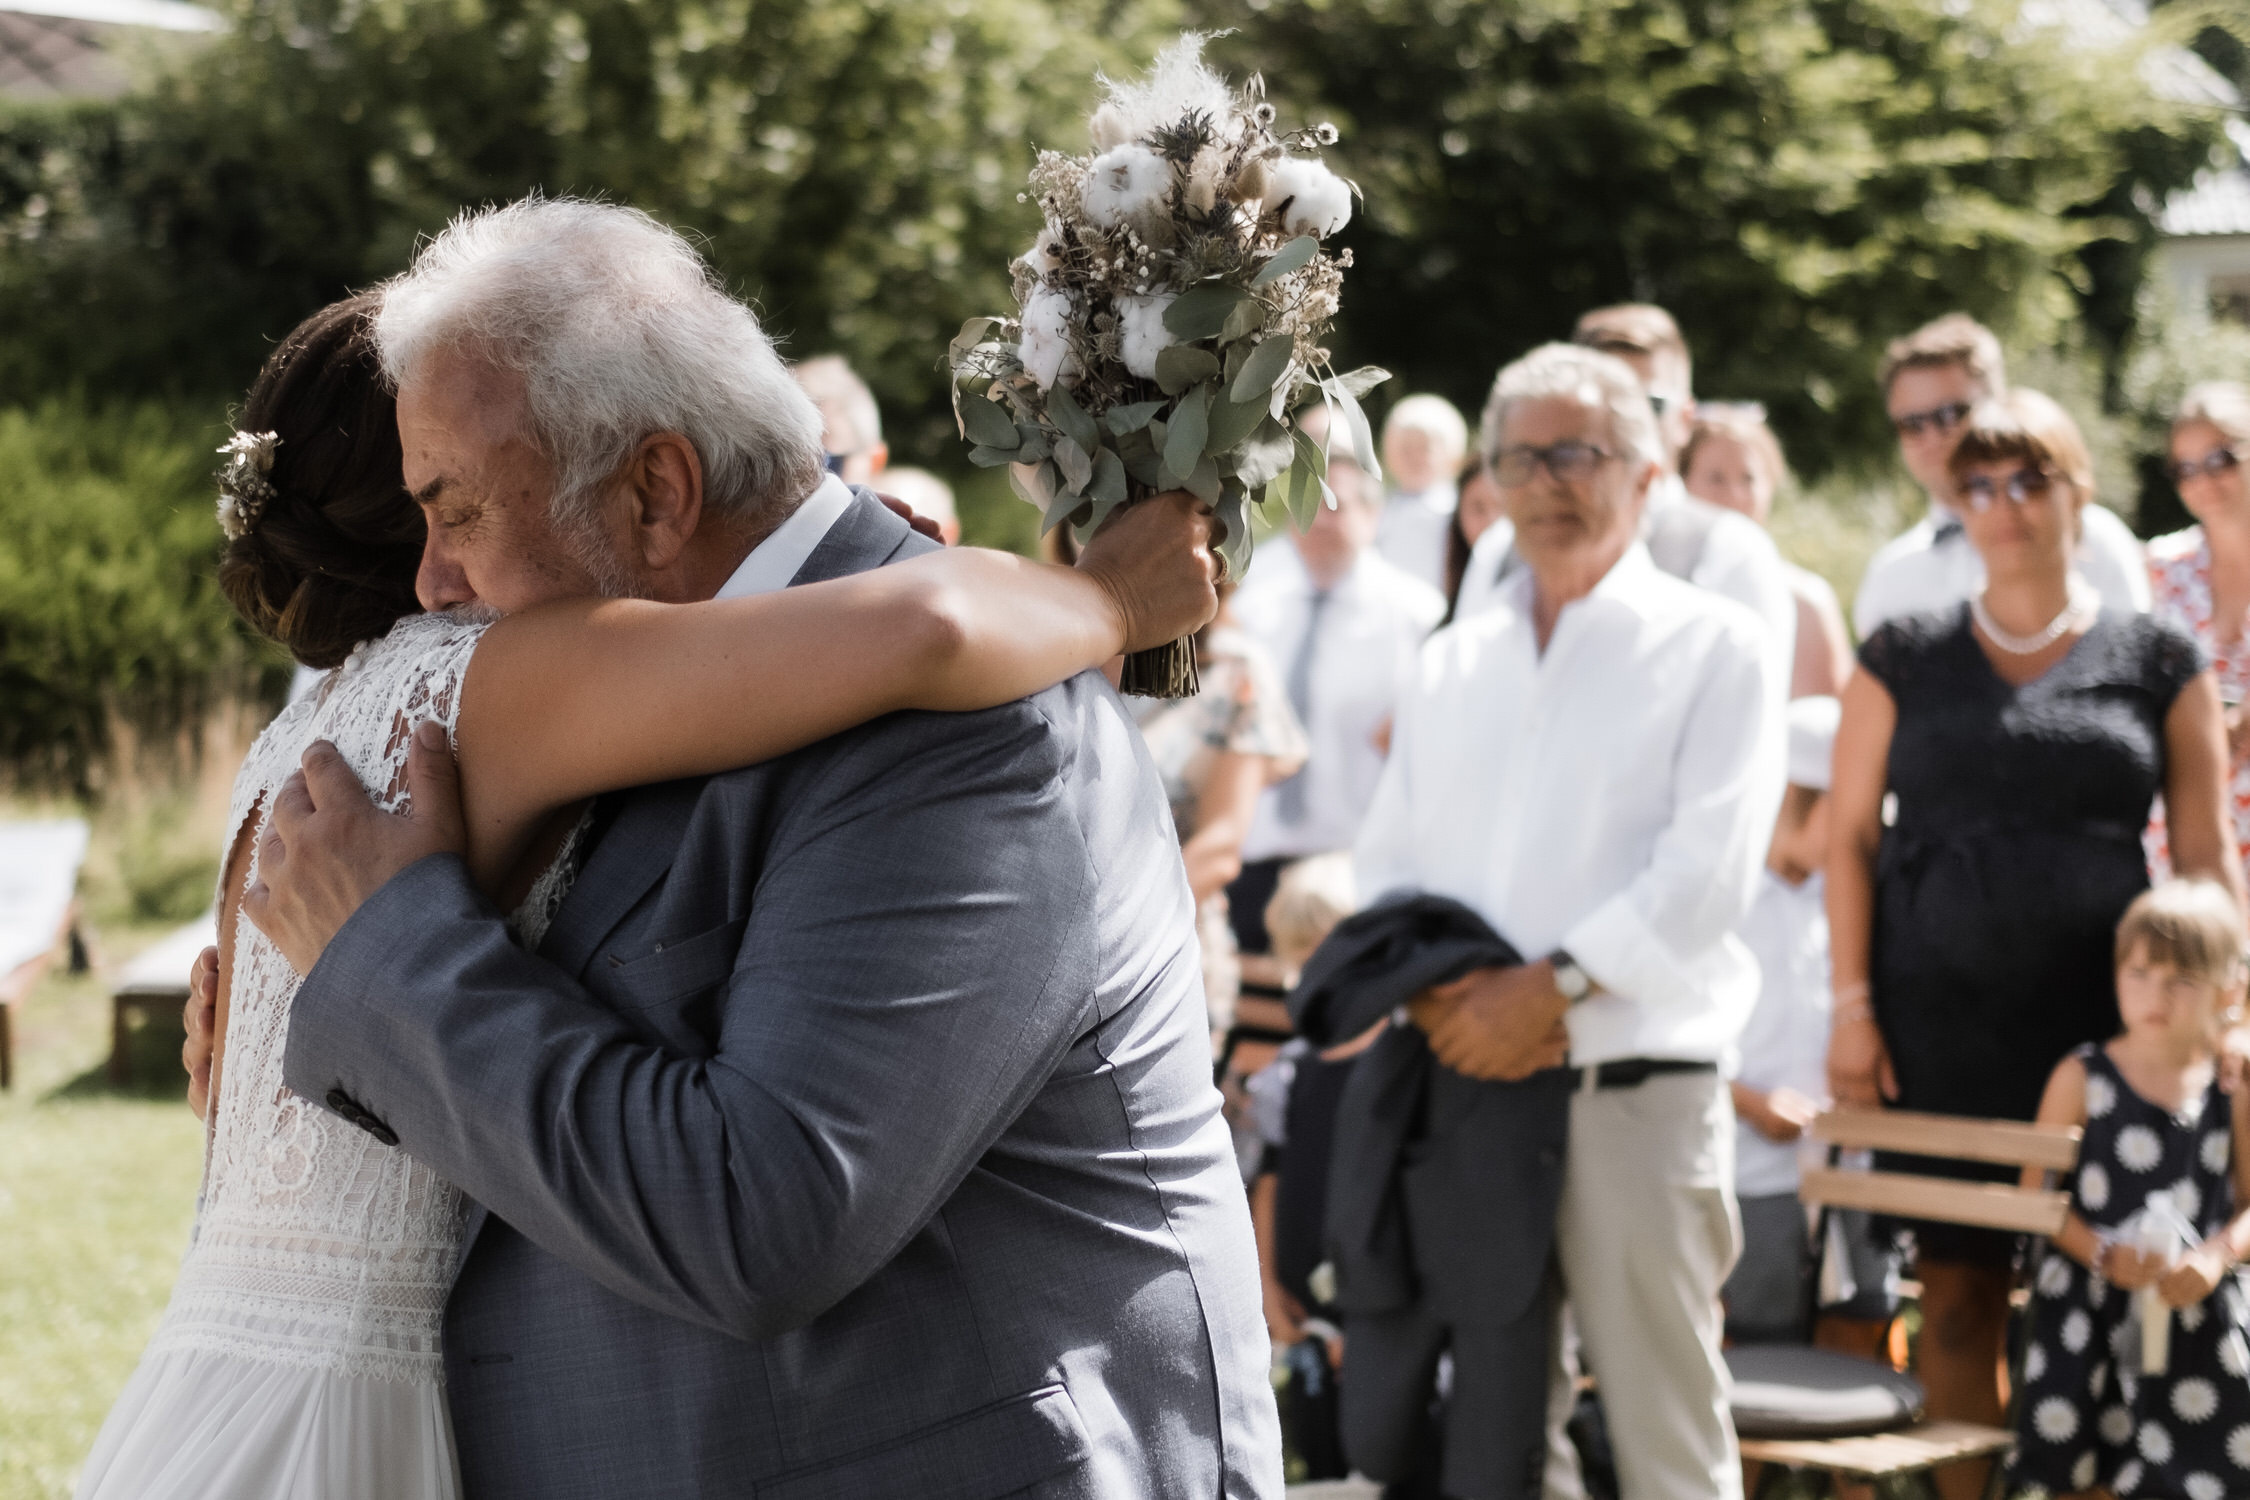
1733, 1106, 2083, 1499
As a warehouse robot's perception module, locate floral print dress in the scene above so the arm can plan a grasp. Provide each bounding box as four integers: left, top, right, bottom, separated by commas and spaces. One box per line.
2009, 1044, 2250, 1500
2147, 528, 2250, 871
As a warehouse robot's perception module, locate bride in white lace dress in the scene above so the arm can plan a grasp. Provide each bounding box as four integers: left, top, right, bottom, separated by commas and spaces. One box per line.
74, 298, 1216, 1500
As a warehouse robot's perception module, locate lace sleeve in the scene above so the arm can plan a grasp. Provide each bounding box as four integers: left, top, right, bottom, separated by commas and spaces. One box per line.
318, 613, 489, 814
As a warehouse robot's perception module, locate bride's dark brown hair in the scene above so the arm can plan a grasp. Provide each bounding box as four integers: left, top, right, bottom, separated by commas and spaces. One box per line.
217, 294, 427, 670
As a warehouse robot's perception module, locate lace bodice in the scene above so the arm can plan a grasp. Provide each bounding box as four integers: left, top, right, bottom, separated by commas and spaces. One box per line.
153, 612, 518, 1385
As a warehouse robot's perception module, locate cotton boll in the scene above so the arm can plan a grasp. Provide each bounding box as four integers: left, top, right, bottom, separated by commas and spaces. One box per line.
1021, 226, 1063, 278
1081, 145, 1172, 232
1019, 288, 1080, 391
1116, 293, 1179, 381
1268, 156, 1353, 239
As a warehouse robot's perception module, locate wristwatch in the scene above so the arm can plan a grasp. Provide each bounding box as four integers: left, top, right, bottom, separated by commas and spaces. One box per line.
1548, 950, 1594, 1004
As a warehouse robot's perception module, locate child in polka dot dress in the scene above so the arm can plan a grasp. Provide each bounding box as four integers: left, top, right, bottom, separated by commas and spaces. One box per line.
2010, 880, 2250, 1500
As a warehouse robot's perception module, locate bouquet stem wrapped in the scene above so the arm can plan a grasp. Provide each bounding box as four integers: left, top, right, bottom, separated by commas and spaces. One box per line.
949, 35, 1389, 698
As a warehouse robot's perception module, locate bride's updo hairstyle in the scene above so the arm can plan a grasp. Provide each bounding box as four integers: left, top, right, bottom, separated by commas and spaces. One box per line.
217, 294, 427, 669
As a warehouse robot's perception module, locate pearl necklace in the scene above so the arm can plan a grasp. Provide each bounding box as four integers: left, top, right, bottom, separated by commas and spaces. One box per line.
1970, 583, 2097, 655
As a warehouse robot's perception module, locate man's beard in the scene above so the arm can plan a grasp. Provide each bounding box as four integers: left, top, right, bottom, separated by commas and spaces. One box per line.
433, 526, 652, 629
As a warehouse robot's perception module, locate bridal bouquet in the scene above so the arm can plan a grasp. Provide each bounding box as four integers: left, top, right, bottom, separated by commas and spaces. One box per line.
948, 36, 1389, 696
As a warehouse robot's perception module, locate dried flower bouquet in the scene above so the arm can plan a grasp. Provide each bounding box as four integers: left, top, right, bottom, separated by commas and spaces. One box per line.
947, 35, 1389, 697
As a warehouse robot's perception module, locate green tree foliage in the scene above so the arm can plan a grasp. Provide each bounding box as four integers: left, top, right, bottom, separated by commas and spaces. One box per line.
0, 400, 285, 793
1202, 0, 2230, 475
0, 0, 1174, 451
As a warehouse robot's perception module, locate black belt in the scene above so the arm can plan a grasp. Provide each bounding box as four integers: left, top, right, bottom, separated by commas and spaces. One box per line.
1567, 1057, 1717, 1092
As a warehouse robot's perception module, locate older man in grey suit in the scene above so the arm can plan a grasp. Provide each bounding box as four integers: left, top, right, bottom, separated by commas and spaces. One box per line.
233, 200, 1280, 1500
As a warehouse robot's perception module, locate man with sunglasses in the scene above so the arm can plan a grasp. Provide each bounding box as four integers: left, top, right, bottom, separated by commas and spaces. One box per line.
1357, 342, 1782, 1500
1853, 312, 2148, 637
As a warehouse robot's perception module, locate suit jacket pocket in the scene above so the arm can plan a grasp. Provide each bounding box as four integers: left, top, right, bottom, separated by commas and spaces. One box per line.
755, 1383, 1091, 1500
600, 915, 747, 1009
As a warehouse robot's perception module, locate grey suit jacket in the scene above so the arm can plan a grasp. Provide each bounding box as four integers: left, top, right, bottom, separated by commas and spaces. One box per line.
284, 493, 1282, 1500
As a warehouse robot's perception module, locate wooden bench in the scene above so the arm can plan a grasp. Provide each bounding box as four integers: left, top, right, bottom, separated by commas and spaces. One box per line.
106, 914, 216, 1088
1736, 1106, 2083, 1497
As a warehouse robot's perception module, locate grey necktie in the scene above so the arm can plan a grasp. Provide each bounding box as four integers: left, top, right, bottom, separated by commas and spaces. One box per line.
1275, 589, 1330, 825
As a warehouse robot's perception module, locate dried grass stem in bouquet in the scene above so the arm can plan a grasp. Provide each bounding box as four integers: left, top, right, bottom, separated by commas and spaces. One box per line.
947, 34, 1389, 698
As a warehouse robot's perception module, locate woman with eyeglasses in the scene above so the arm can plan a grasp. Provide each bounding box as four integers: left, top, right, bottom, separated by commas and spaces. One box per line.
2148, 382, 2250, 869
1827, 389, 2244, 1500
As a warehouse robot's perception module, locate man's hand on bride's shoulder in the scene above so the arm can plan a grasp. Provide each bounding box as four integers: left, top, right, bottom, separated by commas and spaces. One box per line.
1075, 490, 1219, 653
874, 493, 944, 543
243, 722, 468, 976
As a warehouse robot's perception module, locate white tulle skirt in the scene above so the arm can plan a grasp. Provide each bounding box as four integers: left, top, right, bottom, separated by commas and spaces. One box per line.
73, 1347, 459, 1500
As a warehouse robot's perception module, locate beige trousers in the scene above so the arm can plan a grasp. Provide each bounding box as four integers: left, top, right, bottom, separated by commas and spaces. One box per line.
1542, 1069, 1744, 1500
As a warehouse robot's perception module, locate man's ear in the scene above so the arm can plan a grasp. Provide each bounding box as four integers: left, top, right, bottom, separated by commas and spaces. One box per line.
626, 432, 705, 572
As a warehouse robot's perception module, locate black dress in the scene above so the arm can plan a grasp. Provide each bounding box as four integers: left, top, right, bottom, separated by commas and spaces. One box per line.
1863, 607, 2205, 1261
2007, 1044, 2250, 1500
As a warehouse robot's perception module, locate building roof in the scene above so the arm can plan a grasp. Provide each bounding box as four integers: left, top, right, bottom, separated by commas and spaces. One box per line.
2164, 166, 2250, 239
0, 0, 219, 32
0, 0, 218, 100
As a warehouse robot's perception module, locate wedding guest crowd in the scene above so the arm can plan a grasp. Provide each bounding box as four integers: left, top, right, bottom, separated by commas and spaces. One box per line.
1143, 297, 2250, 1500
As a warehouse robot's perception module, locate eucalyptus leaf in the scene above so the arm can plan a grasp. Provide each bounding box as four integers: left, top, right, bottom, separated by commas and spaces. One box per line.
1078, 494, 1125, 539
1220, 297, 1265, 342
966, 444, 1018, 468
1249, 235, 1319, 288
960, 396, 1021, 450
1185, 454, 1222, 504
1123, 446, 1164, 489
1053, 433, 1094, 495
1205, 389, 1268, 454
1322, 380, 1383, 480
1233, 423, 1298, 489
1010, 458, 1055, 511
1105, 400, 1167, 435
1231, 336, 1295, 404
1163, 386, 1211, 483
1327, 365, 1392, 400
1042, 488, 1081, 534
1014, 423, 1052, 461
1213, 489, 1253, 580
1154, 345, 1220, 396
948, 316, 998, 370
1163, 284, 1251, 341
1090, 446, 1127, 507
1047, 382, 1100, 455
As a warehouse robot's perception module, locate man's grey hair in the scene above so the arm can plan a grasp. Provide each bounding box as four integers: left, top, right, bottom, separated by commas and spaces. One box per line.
1480, 343, 1665, 474
374, 197, 826, 535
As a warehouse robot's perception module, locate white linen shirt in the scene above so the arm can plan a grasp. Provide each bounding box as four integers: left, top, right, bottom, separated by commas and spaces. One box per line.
1374, 481, 1458, 594
1730, 871, 1832, 1197
1455, 476, 1796, 702
1355, 543, 1785, 1067
1237, 539, 1446, 862
1852, 500, 2149, 637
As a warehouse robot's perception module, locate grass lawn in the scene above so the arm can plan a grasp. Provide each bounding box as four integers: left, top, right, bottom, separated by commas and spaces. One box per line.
0, 933, 204, 1500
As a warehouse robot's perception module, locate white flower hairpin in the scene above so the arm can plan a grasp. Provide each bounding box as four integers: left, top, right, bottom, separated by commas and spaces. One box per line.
216, 430, 283, 540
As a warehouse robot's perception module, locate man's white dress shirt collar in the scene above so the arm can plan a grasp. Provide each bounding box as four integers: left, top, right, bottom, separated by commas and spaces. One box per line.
713, 473, 857, 600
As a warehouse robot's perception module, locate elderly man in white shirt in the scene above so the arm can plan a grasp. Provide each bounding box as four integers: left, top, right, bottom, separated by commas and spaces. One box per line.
1358, 343, 1783, 1500
1454, 306, 1797, 707
1227, 453, 1445, 953
1853, 312, 2147, 636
